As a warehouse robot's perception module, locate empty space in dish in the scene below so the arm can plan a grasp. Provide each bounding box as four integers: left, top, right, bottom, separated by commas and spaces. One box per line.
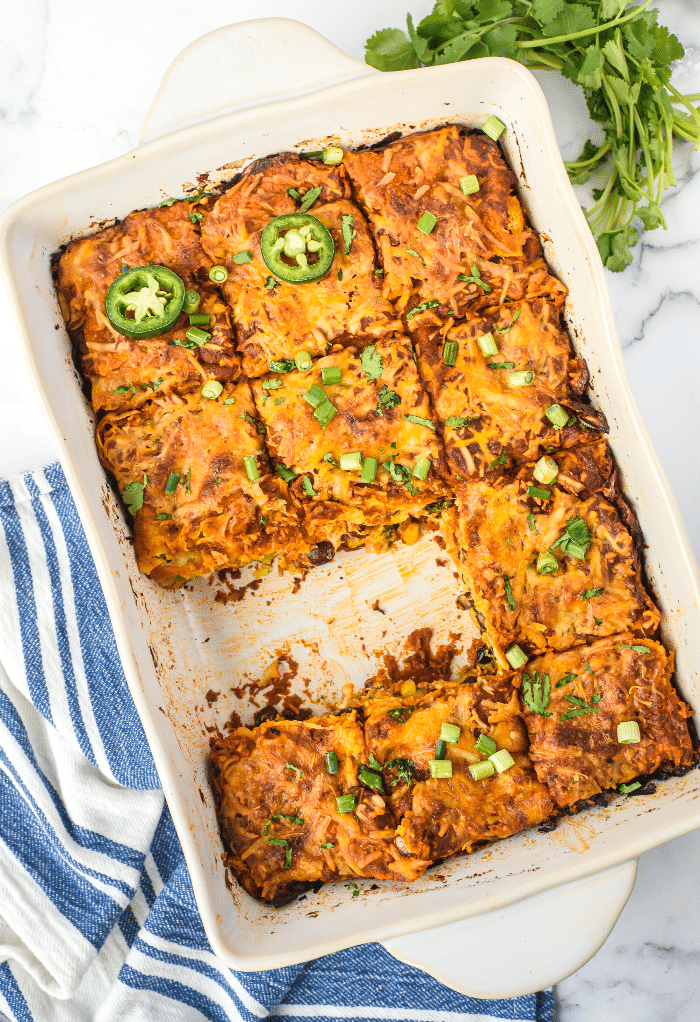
4, 54, 700, 968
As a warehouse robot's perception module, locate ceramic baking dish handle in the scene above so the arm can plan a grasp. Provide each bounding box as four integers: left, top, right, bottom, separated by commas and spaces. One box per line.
140, 18, 376, 145
381, 858, 638, 998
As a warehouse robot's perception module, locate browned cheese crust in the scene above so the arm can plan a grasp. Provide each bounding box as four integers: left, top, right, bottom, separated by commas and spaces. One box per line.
517, 637, 694, 807
361, 676, 554, 861
448, 441, 660, 663
55, 200, 240, 411
210, 711, 429, 903
200, 153, 401, 377
344, 125, 567, 319
414, 297, 603, 476
96, 381, 300, 586
251, 338, 448, 552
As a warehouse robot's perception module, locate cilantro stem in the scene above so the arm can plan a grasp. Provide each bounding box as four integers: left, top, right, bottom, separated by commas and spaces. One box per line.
564, 140, 610, 168
515, 0, 654, 50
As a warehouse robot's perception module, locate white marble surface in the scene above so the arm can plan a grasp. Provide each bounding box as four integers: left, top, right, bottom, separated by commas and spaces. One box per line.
2, 1, 700, 1017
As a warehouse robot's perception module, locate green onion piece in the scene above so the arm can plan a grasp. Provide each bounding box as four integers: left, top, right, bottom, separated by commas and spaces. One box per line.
304, 384, 327, 408
505, 644, 528, 669
459, 174, 480, 195
186, 327, 211, 346
299, 150, 323, 159
469, 760, 495, 781
209, 265, 228, 283
508, 370, 534, 387
527, 485, 551, 500
545, 404, 569, 429
429, 759, 453, 779
285, 762, 303, 779
165, 472, 180, 495
489, 749, 515, 773
223, 397, 236, 405
269, 358, 295, 373
339, 452, 362, 472
440, 722, 461, 745
275, 463, 295, 483
321, 366, 341, 385
243, 455, 259, 481
295, 351, 312, 373
302, 476, 317, 497
537, 551, 559, 575
434, 738, 447, 761
619, 781, 642, 794
483, 115, 506, 141
314, 399, 337, 428
183, 290, 201, 314
232, 251, 253, 265
416, 211, 437, 235
361, 456, 378, 484
533, 456, 559, 485
189, 314, 210, 327
325, 751, 339, 774
322, 145, 344, 166
477, 332, 498, 357
474, 734, 497, 756
358, 765, 384, 791
442, 341, 458, 366
336, 794, 356, 813
156, 513, 171, 521
201, 380, 223, 400
412, 457, 431, 481
582, 587, 605, 599
369, 753, 383, 771
617, 721, 641, 744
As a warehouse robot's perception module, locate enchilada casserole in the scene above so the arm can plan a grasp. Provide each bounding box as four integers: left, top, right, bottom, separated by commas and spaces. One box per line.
55, 123, 696, 905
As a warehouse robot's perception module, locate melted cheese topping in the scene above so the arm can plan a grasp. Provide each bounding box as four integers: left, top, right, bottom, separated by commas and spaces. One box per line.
518, 637, 695, 807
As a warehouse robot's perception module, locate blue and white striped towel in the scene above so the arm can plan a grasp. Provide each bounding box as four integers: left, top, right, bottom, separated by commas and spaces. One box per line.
0, 462, 554, 1022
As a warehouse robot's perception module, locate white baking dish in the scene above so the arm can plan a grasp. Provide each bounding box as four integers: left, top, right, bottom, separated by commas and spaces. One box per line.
2, 18, 700, 996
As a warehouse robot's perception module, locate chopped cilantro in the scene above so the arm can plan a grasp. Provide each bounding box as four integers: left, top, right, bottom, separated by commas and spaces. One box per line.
387, 758, 415, 788
496, 310, 522, 334
284, 762, 303, 779
527, 513, 537, 532
404, 413, 435, 430
406, 299, 439, 321
561, 693, 601, 720
490, 452, 507, 469
582, 587, 605, 599
342, 214, 357, 255
445, 415, 472, 429
238, 411, 266, 434
503, 574, 515, 611
269, 358, 295, 373
121, 482, 144, 516
262, 379, 283, 391
360, 344, 383, 381
302, 476, 317, 497
458, 262, 491, 292
522, 670, 552, 717
555, 673, 577, 688
615, 642, 651, 654
376, 385, 401, 415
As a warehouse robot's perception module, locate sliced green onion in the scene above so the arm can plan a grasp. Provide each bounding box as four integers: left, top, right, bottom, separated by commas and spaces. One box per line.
537, 551, 559, 575
459, 174, 480, 195
209, 265, 228, 283
361, 456, 378, 484
483, 115, 506, 141
339, 452, 362, 472
474, 734, 497, 756
275, 463, 295, 483
156, 513, 171, 521
295, 351, 312, 373
477, 332, 498, 357
508, 370, 534, 387
505, 644, 528, 669
416, 211, 437, 235
321, 366, 341, 385
469, 760, 495, 781
442, 341, 458, 366
429, 759, 453, 779
412, 457, 431, 480
183, 290, 200, 314
320, 841, 335, 849
533, 456, 559, 485
358, 765, 384, 791
322, 145, 344, 166
434, 738, 447, 761
315, 399, 337, 428
440, 722, 460, 744
165, 472, 180, 495
233, 251, 253, 265
619, 781, 642, 794
189, 313, 210, 326
325, 751, 339, 774
186, 327, 211, 346
336, 794, 356, 813
545, 404, 569, 429
244, 455, 259, 481
201, 380, 223, 400
617, 721, 641, 744
304, 384, 327, 408
489, 749, 515, 773
527, 485, 551, 500
369, 753, 383, 771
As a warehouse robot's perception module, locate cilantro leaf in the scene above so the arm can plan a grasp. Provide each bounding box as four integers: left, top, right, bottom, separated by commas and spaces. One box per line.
446, 415, 472, 428
376, 385, 401, 415
121, 481, 144, 516
522, 670, 552, 717
543, 4, 596, 39
360, 344, 383, 381
503, 574, 516, 611
365, 28, 420, 71
386, 757, 415, 788
342, 214, 357, 255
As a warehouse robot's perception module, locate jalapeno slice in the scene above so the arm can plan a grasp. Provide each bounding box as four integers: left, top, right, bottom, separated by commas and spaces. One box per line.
105, 265, 185, 339
260, 214, 334, 284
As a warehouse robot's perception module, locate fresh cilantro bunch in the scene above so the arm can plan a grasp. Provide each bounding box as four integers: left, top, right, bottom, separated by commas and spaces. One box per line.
365, 1, 700, 271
